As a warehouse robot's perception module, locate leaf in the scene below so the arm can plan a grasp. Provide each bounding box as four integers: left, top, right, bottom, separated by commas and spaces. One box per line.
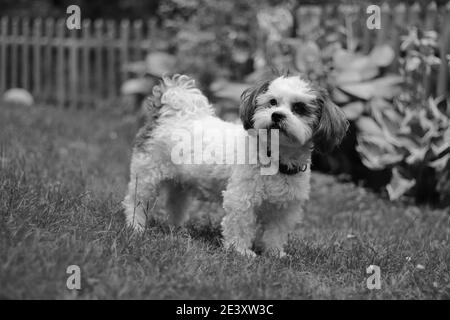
405, 146, 428, 165
341, 102, 365, 120
356, 116, 384, 137
369, 44, 395, 67
331, 88, 351, 104
120, 78, 153, 95
210, 80, 250, 102
292, 40, 322, 72
431, 141, 450, 157
429, 153, 450, 172
123, 61, 148, 76
335, 66, 379, 84
333, 49, 357, 71
338, 75, 402, 100
386, 168, 416, 200
356, 134, 403, 170
145, 52, 177, 77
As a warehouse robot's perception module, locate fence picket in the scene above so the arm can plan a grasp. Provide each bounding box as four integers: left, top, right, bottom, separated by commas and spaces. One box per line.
44, 18, 54, 103
33, 18, 42, 100
376, 3, 391, 45
408, 2, 422, 28
82, 20, 91, 107
132, 20, 143, 61
56, 18, 66, 108
21, 17, 30, 91
10, 17, 19, 88
390, 3, 407, 72
425, 2, 437, 31
94, 19, 104, 104
0, 17, 8, 94
106, 20, 116, 100
69, 27, 79, 109
120, 20, 130, 93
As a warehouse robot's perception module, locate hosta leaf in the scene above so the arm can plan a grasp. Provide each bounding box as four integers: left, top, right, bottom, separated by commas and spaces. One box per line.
393, 134, 421, 152
386, 168, 416, 200
369, 44, 395, 67
121, 78, 153, 95
338, 75, 402, 100
333, 50, 379, 80
429, 153, 450, 172
123, 61, 148, 76
335, 66, 379, 84
210, 80, 250, 102
405, 146, 428, 165
331, 88, 351, 104
333, 49, 357, 70
431, 141, 450, 157
292, 40, 322, 72
356, 135, 402, 170
145, 52, 177, 77
371, 104, 402, 139
356, 116, 384, 137
369, 98, 393, 112
341, 102, 365, 120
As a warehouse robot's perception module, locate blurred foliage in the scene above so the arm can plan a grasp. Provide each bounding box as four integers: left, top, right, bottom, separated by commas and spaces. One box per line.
117, 1, 450, 206
355, 29, 450, 205
4, 0, 448, 205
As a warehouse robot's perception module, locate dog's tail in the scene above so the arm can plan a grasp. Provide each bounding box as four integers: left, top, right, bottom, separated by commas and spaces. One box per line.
143, 74, 213, 119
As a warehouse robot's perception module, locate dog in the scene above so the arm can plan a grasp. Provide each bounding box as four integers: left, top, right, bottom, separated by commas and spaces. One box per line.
122, 74, 348, 257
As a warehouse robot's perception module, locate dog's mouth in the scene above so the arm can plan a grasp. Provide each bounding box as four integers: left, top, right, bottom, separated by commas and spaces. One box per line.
269, 122, 284, 132
268, 123, 297, 143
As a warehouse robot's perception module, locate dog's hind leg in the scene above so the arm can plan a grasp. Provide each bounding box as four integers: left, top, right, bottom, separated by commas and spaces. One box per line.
164, 181, 190, 227
123, 148, 175, 233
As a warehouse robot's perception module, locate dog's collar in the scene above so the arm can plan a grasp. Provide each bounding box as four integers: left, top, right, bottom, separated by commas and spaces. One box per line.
279, 163, 308, 175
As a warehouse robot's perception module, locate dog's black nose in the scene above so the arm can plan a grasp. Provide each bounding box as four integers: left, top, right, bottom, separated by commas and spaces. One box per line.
271, 112, 285, 123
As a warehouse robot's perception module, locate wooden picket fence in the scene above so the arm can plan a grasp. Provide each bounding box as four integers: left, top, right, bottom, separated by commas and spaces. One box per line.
0, 2, 449, 108
0, 17, 157, 108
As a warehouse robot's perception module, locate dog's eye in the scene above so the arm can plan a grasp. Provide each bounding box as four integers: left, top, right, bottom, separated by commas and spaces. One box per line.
292, 102, 307, 115
269, 99, 277, 106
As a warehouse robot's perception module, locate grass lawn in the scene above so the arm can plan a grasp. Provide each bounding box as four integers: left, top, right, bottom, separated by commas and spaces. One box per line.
0, 103, 449, 299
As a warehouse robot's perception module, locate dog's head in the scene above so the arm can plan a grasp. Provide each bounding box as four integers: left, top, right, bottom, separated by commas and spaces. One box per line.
240, 75, 348, 152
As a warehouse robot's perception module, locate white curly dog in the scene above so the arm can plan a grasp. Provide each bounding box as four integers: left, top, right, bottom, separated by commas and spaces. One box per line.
123, 74, 348, 257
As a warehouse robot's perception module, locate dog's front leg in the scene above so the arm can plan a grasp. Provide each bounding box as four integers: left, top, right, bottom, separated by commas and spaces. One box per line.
258, 202, 304, 258
221, 176, 259, 258
221, 208, 257, 258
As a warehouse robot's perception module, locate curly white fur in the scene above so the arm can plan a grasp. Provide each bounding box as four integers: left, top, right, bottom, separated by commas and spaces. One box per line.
122, 74, 348, 258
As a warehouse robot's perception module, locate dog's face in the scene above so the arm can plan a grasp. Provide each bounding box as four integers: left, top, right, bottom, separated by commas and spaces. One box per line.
240, 75, 349, 152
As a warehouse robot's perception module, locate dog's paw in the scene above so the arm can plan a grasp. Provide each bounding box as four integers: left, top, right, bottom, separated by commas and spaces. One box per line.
263, 248, 287, 259
236, 247, 257, 258
126, 217, 146, 234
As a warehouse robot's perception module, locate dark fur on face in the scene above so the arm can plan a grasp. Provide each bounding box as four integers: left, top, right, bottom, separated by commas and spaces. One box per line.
239, 76, 348, 153
311, 87, 349, 153
240, 80, 271, 130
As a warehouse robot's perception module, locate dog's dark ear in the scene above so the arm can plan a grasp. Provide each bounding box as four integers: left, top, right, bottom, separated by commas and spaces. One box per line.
240, 81, 270, 130
312, 88, 349, 153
